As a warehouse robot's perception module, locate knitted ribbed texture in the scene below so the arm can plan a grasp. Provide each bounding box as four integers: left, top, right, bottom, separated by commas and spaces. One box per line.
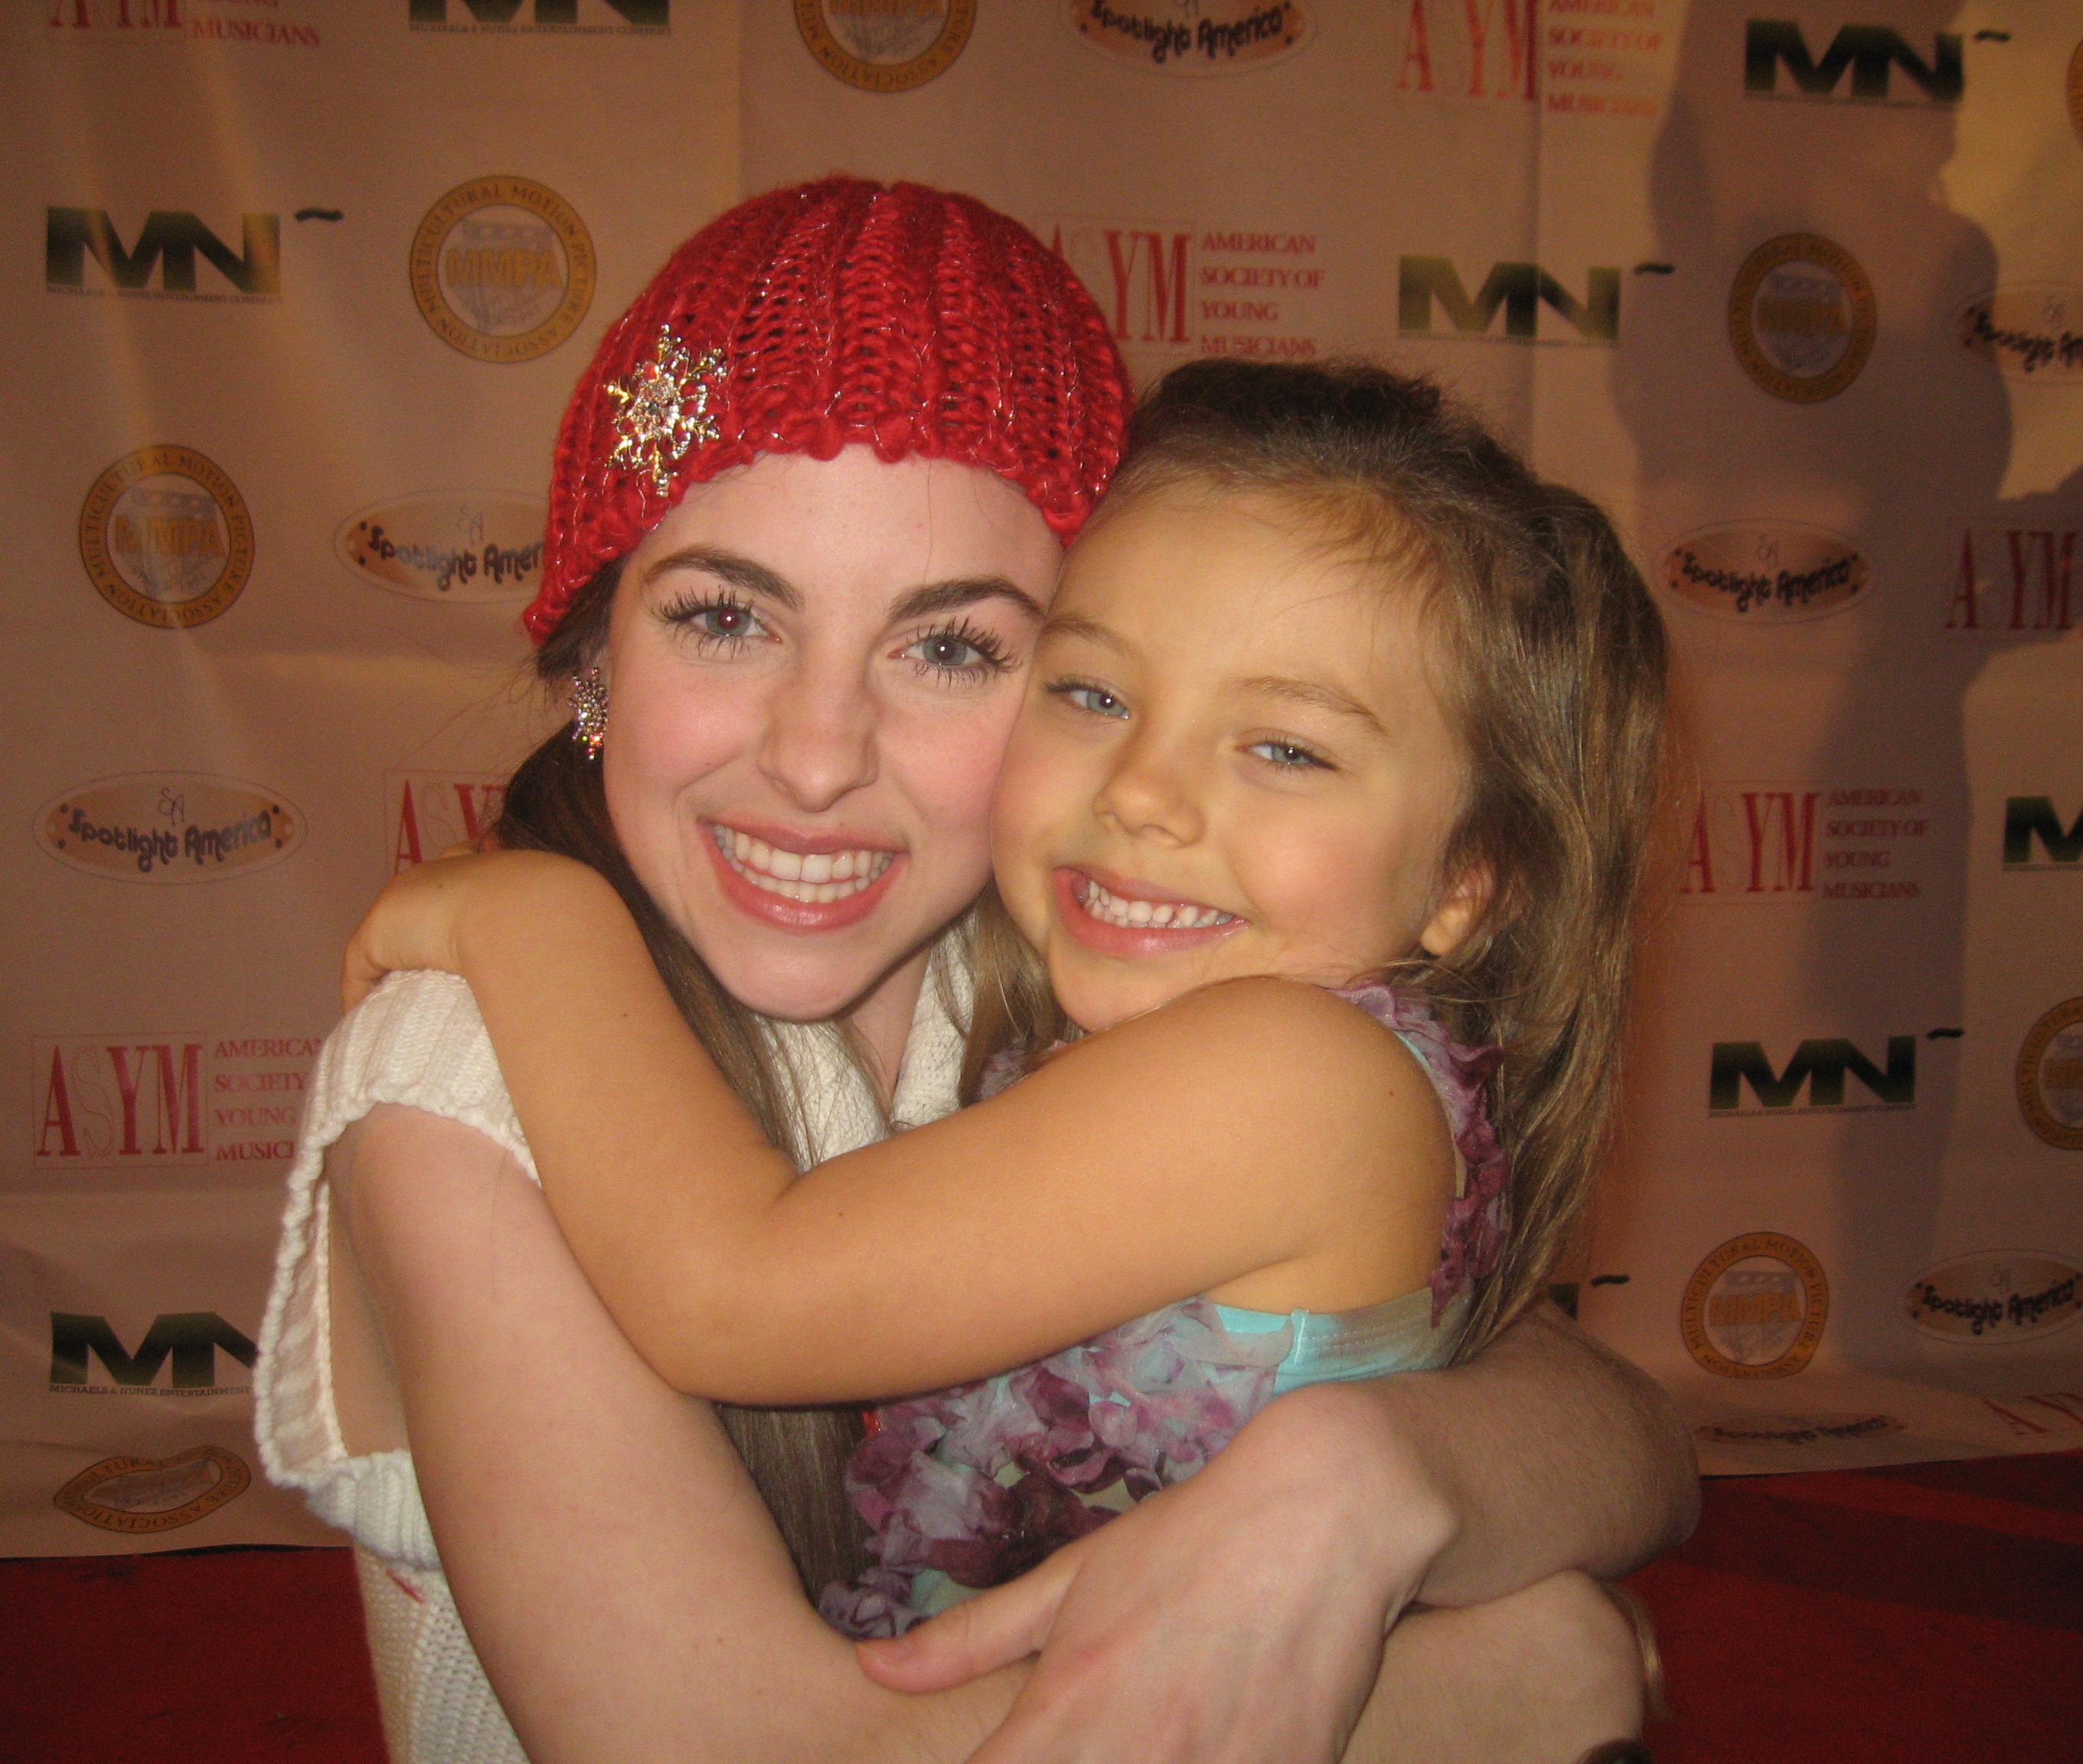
526, 178, 1132, 642
254, 959, 971, 1762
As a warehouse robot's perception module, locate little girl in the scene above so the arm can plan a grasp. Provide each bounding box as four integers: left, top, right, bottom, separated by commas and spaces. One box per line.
346, 358, 1668, 1638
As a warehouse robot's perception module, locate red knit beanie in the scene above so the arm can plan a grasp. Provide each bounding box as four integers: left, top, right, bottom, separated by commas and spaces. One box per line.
527, 178, 1133, 643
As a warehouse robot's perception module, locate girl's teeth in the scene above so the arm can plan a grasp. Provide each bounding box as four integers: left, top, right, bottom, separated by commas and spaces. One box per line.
713, 828, 893, 902
1077, 877, 1232, 932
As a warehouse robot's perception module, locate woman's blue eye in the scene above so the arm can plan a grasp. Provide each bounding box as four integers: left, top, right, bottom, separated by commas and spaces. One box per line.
1063, 684, 1129, 719
1249, 740, 1324, 769
906, 630, 1006, 675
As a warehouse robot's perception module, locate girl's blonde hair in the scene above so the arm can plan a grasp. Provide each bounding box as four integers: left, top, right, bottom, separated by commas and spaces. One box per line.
965, 358, 1672, 1358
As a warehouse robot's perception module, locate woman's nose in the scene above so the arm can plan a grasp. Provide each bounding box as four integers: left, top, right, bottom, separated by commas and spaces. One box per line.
1093, 736, 1205, 846
758, 664, 879, 813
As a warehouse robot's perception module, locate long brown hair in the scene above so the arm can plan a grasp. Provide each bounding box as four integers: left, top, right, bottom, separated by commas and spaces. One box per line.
498, 561, 870, 1596
968, 358, 1672, 1358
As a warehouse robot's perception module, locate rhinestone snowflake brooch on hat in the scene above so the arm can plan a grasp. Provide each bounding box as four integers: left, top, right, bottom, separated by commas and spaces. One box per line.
606, 326, 726, 496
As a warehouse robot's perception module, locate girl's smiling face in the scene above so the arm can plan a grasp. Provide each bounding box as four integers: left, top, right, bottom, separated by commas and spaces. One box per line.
990, 485, 1484, 1034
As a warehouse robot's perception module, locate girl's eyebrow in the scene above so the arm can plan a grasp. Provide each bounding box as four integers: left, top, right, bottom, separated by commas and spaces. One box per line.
1236, 675, 1386, 737
1038, 612, 1125, 650
642, 545, 799, 609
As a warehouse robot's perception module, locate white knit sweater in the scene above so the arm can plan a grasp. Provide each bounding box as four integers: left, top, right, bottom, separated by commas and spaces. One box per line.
254, 958, 970, 1763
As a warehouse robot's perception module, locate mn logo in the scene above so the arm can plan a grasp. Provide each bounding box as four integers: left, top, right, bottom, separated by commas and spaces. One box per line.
1745, 19, 1963, 105
2006, 798, 2083, 871
50, 1312, 257, 1392
410, 0, 667, 23
1709, 1037, 1917, 1112
46, 208, 279, 300
1398, 258, 1618, 345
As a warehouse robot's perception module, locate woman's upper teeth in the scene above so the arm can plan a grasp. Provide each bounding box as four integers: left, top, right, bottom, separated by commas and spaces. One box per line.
716, 827, 893, 900
1079, 877, 1234, 930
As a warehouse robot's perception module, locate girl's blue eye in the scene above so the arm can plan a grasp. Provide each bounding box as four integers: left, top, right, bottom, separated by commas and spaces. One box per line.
1248, 740, 1325, 769
1060, 683, 1129, 720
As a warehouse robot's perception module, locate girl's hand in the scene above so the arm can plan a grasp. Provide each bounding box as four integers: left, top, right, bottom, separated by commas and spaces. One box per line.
340, 849, 593, 1011
857, 1380, 1452, 1764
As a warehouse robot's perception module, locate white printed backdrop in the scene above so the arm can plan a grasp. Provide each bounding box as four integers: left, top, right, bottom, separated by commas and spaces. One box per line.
2, 0, 2079, 1555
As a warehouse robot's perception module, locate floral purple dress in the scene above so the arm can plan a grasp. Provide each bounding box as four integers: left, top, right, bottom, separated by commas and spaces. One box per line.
818, 982, 1509, 1638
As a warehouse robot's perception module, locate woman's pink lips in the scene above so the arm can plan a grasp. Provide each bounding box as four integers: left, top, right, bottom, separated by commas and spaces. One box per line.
1052, 866, 1245, 960
703, 821, 904, 936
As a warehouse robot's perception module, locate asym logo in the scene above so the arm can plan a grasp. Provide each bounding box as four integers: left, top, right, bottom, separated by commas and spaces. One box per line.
47, 208, 278, 302
1399, 257, 1618, 345
1744, 18, 1963, 106
1943, 525, 2077, 636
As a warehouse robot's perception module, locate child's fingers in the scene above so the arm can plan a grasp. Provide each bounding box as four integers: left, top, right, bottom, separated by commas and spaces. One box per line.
854, 1545, 1085, 1691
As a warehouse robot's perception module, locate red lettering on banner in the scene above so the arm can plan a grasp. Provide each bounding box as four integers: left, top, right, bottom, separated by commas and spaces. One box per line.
1682, 804, 1715, 895
38, 1047, 79, 1158
395, 782, 425, 868
2007, 530, 2075, 632
1742, 792, 1818, 893
151, 1042, 205, 1155
1981, 1396, 2052, 1436
106, 1045, 150, 1156
1397, 0, 1435, 89
1099, 230, 1189, 346
1946, 530, 1980, 629
2025, 1392, 2083, 1427
390, 773, 508, 872
1464, 0, 1536, 99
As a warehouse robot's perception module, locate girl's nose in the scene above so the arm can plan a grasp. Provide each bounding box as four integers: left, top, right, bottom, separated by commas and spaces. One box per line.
758, 662, 879, 813
1093, 736, 1205, 846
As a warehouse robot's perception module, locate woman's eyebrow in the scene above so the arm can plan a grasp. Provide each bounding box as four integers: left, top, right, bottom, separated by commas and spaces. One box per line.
642, 545, 800, 609
890, 577, 1046, 622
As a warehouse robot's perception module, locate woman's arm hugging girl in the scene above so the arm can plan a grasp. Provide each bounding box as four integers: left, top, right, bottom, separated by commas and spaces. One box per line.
349, 358, 1682, 1649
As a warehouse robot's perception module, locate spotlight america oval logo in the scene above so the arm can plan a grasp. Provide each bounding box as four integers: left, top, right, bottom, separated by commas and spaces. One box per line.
795, 0, 975, 92
1660, 521, 1870, 623
335, 491, 545, 602
78, 445, 254, 630
1957, 286, 2083, 381
38, 773, 305, 883
410, 176, 595, 364
1728, 234, 1876, 403
1065, 0, 1312, 71
1680, 1231, 1829, 1379
1903, 1250, 2083, 1344
53, 1446, 250, 1535
2017, 997, 2083, 1150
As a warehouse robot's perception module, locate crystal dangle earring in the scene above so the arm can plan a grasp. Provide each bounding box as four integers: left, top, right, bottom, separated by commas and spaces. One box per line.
570, 668, 609, 760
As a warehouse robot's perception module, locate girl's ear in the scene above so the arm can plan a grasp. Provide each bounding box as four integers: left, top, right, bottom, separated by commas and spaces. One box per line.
1419, 859, 1492, 958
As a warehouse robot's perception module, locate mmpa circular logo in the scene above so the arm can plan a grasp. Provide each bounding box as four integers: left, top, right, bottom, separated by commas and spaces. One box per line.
53, 1446, 250, 1535
795, 0, 975, 92
1680, 1231, 1829, 1378
1728, 234, 1876, 403
78, 445, 253, 629
410, 176, 595, 364
2017, 997, 2083, 1150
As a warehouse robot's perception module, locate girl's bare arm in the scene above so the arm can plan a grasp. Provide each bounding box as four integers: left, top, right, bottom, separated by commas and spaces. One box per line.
348, 851, 1449, 1405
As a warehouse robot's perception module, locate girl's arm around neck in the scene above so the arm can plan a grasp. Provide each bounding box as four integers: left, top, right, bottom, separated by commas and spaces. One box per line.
403, 854, 1455, 1405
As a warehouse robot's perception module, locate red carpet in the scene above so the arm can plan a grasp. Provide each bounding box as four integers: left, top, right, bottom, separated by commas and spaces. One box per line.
2, 1450, 2078, 1762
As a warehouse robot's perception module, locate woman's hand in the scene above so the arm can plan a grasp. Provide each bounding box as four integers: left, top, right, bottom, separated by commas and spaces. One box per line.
340, 848, 596, 1011
857, 1381, 1451, 1764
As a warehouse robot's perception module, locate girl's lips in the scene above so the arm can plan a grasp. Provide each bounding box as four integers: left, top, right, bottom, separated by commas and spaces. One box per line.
1053, 867, 1246, 960
704, 820, 905, 935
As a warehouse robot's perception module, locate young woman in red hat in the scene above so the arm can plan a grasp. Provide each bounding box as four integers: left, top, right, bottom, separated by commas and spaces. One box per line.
258, 179, 1688, 1764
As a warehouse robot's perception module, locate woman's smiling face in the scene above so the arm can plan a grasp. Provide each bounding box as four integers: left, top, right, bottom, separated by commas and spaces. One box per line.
989, 484, 1482, 1034
600, 446, 1063, 1024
